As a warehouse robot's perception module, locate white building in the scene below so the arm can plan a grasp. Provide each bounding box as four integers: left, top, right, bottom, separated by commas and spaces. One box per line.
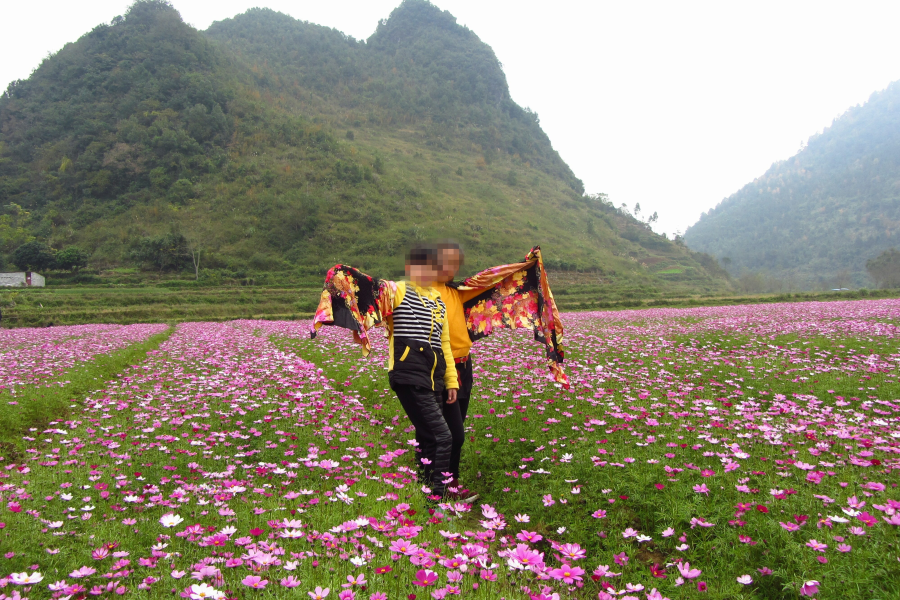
0, 272, 45, 287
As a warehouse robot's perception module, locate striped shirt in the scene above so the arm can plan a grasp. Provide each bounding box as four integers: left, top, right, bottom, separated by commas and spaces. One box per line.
392, 287, 447, 350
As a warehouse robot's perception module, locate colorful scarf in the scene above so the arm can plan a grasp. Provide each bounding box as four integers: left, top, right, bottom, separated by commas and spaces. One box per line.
311, 246, 567, 385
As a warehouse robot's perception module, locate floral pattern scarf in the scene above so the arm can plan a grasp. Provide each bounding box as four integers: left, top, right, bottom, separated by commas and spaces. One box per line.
311, 246, 567, 385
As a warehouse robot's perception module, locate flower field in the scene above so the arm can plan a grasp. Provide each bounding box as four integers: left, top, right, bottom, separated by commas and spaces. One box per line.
0, 324, 169, 395
0, 300, 899, 600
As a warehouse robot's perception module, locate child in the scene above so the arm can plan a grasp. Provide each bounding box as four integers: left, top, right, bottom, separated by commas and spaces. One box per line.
433, 242, 482, 486
382, 244, 458, 499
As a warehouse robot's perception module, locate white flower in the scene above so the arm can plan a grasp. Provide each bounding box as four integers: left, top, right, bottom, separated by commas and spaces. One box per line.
10, 572, 43, 585
514, 514, 530, 523
349, 556, 367, 566
283, 561, 299, 571
60, 493, 73, 501
636, 535, 653, 543
47, 521, 63, 529
279, 529, 304, 539
556, 526, 567, 534
189, 583, 225, 600
159, 513, 184, 528
736, 575, 753, 585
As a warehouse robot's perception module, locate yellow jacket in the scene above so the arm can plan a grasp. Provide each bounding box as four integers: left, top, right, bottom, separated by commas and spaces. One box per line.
384, 281, 458, 391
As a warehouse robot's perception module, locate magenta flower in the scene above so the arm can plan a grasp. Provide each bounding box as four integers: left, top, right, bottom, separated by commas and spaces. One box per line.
241, 575, 268, 589
412, 570, 438, 587
805, 539, 827, 551
548, 565, 584, 583
556, 543, 586, 561
800, 581, 820, 596
516, 530, 543, 543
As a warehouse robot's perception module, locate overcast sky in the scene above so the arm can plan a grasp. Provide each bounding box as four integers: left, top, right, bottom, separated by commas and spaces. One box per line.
4, 0, 900, 236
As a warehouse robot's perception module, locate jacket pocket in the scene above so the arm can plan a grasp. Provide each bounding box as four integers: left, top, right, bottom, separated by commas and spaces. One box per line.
399, 347, 411, 362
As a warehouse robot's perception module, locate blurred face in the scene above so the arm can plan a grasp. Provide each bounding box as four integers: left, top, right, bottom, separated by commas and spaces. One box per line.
438, 248, 463, 283
406, 261, 440, 286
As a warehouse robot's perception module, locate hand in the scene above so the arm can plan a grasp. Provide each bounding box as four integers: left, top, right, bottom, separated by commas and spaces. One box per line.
446, 389, 457, 404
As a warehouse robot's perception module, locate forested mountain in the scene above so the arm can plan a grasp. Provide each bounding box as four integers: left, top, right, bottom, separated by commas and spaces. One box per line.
0, 0, 728, 292
684, 82, 900, 290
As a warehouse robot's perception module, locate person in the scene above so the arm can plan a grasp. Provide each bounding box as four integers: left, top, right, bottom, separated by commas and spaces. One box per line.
384, 244, 459, 499
312, 245, 568, 499
432, 242, 482, 490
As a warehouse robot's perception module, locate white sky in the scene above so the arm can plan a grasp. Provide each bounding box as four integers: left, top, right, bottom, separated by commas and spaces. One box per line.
4, 1, 900, 236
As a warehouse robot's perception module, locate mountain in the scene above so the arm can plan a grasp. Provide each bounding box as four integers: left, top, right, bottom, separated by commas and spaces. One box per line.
684, 81, 900, 290
0, 0, 729, 293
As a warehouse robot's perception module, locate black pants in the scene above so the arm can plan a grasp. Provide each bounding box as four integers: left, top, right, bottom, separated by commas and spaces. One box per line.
441, 358, 474, 479
392, 383, 452, 497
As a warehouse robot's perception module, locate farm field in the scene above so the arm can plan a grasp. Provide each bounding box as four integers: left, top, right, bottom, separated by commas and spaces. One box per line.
1, 282, 899, 328
0, 300, 898, 599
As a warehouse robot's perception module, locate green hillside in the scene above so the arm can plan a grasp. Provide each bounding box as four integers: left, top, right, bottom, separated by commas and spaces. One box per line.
684, 81, 900, 290
0, 0, 729, 294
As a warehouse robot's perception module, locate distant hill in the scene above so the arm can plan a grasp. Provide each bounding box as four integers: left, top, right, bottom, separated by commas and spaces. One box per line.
0, 0, 729, 294
684, 81, 900, 290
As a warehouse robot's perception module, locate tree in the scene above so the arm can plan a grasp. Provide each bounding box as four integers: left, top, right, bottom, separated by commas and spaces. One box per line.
866, 248, 900, 288
11, 241, 55, 272
55, 247, 89, 272
129, 232, 191, 272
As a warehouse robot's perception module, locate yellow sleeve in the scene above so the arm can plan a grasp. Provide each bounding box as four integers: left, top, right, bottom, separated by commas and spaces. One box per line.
458, 286, 486, 303
441, 312, 459, 389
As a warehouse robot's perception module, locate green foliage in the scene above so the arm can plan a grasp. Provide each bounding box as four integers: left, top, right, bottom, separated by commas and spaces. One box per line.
685, 81, 900, 289
0, 0, 731, 295
12, 241, 55, 271
866, 247, 900, 288
129, 231, 191, 272
54, 246, 90, 272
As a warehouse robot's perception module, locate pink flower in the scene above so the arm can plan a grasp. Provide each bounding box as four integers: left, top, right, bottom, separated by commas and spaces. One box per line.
308, 587, 330, 600
799, 581, 820, 596
736, 575, 753, 585
676, 562, 701, 579
548, 565, 584, 583
342, 574, 367, 588
542, 494, 555, 507
281, 577, 301, 588
779, 522, 800, 532
516, 530, 543, 543
412, 570, 438, 587
693, 484, 710, 496
805, 539, 827, 551
556, 543, 586, 561
241, 575, 268, 589
857, 512, 878, 527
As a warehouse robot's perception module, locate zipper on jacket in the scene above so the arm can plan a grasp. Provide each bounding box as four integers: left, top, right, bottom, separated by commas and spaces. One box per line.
413, 287, 439, 391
